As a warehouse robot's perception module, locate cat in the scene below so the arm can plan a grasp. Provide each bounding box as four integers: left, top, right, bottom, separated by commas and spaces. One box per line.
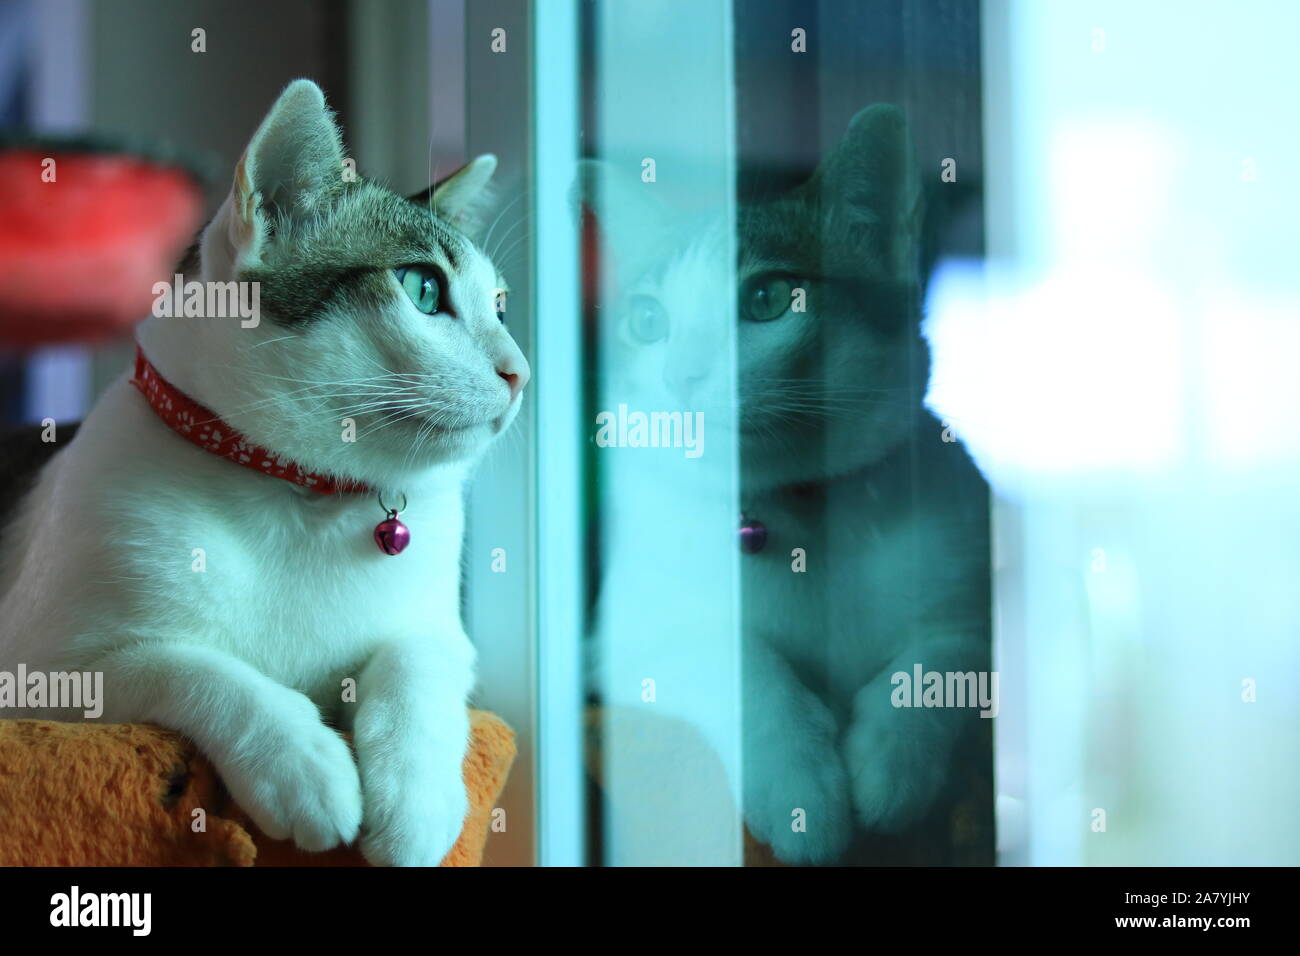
587, 105, 991, 864
0, 79, 528, 866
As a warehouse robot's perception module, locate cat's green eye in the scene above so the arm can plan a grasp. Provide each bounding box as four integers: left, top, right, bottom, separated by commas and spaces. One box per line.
627, 294, 669, 344
393, 265, 442, 315
740, 273, 798, 322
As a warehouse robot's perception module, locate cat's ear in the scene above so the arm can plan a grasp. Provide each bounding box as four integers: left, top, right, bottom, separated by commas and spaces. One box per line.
409, 154, 498, 238
811, 104, 924, 279
229, 79, 345, 259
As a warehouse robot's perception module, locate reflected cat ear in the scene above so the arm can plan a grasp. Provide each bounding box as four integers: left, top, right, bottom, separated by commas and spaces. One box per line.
810, 104, 924, 279
573, 159, 674, 271
409, 154, 498, 238
230, 79, 345, 258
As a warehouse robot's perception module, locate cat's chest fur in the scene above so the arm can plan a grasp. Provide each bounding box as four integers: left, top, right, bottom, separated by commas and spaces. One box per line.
0, 374, 467, 713
739, 433, 990, 706
597, 426, 988, 688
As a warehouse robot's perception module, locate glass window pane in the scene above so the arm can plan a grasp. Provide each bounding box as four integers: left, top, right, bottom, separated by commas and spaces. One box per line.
583, 0, 745, 867
581, 0, 993, 865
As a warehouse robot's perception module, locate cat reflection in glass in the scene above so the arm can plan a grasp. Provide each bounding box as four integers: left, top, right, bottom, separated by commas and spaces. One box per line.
589, 106, 992, 865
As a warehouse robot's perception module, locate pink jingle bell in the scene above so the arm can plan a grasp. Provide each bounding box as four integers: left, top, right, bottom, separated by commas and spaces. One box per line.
374, 514, 411, 555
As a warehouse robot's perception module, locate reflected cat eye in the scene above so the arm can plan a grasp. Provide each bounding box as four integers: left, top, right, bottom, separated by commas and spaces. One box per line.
626, 294, 669, 343
740, 272, 799, 322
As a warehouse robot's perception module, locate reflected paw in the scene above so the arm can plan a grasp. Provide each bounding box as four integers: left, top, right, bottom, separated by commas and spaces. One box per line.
744, 737, 852, 864
843, 681, 950, 833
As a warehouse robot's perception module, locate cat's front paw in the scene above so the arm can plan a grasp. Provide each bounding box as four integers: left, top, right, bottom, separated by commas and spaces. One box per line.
221, 698, 363, 852
358, 759, 469, 867
843, 677, 952, 833
744, 735, 852, 865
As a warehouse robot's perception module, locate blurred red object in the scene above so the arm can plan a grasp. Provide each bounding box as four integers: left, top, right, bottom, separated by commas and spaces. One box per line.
0, 146, 205, 348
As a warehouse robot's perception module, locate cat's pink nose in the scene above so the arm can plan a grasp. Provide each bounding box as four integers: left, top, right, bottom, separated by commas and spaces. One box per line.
498, 365, 527, 401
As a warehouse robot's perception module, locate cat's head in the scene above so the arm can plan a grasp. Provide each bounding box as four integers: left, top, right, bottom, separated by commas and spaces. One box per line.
587, 105, 924, 490
139, 79, 528, 488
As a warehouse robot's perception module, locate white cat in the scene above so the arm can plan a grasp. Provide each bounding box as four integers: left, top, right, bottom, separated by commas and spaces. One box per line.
0, 80, 528, 866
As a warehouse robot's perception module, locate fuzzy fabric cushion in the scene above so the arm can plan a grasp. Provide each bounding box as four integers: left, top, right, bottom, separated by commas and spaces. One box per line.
0, 709, 514, 866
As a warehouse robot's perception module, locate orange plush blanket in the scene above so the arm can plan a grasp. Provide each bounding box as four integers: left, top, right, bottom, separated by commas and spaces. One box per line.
0, 709, 514, 866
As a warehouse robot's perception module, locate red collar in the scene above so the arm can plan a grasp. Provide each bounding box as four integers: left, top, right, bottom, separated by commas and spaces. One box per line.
130, 345, 369, 496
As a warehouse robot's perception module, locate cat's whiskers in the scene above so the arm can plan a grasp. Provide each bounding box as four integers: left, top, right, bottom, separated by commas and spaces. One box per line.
486, 219, 525, 263
758, 393, 912, 409
399, 402, 458, 475
243, 334, 300, 351
485, 207, 527, 263
755, 378, 913, 394
354, 406, 430, 445
330, 389, 427, 411
397, 416, 431, 475
218, 366, 428, 389
353, 396, 463, 444
209, 363, 483, 455
209, 370, 431, 423
214, 359, 423, 387
744, 385, 917, 435
482, 191, 527, 259
222, 380, 419, 412
324, 389, 450, 429
492, 231, 529, 273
